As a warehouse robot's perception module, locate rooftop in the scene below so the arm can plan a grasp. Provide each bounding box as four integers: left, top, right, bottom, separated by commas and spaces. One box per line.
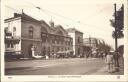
5, 12, 40, 23
4, 12, 69, 37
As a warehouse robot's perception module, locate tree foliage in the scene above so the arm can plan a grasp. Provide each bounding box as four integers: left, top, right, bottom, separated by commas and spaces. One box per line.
110, 4, 124, 39
96, 39, 112, 52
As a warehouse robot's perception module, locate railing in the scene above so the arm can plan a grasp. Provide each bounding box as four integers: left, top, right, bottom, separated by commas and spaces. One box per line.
5, 36, 20, 40
5, 35, 20, 44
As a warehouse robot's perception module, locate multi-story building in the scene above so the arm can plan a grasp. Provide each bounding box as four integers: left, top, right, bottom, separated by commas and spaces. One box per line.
4, 12, 73, 58
66, 28, 83, 57
83, 37, 105, 57
83, 37, 98, 48
83, 37, 105, 48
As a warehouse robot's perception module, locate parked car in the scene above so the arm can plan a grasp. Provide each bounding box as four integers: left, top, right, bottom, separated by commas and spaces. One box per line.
5, 51, 23, 60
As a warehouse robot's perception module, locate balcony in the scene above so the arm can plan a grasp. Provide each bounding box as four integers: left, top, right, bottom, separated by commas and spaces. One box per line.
5, 36, 20, 44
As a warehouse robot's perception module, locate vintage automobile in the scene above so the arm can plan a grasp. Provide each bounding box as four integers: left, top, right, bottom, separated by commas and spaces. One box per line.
5, 50, 23, 60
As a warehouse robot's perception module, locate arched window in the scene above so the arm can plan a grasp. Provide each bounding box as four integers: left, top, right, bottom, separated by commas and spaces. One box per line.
13, 27, 16, 36
29, 26, 33, 38
41, 26, 47, 42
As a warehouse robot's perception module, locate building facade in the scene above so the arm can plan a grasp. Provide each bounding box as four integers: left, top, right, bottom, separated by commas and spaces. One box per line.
66, 28, 83, 57
83, 37, 106, 57
83, 37, 98, 48
4, 12, 73, 58
83, 37, 105, 48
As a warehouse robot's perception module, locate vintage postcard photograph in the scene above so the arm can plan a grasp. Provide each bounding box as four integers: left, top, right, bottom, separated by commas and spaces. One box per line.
1, 0, 128, 81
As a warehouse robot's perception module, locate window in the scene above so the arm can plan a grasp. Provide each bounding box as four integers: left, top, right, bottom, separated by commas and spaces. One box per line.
7, 43, 10, 48
57, 47, 59, 51
78, 37, 80, 43
13, 27, 16, 36
29, 26, 33, 38
6, 43, 14, 48
11, 43, 14, 48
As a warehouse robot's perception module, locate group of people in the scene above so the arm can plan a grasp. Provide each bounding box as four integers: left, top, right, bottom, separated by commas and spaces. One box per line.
29, 46, 74, 59
105, 51, 120, 73
29, 46, 121, 73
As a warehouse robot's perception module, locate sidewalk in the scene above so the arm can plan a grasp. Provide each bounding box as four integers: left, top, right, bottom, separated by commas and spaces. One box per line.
92, 58, 124, 75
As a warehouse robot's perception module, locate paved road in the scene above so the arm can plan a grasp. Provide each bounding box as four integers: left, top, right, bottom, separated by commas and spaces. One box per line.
5, 58, 107, 75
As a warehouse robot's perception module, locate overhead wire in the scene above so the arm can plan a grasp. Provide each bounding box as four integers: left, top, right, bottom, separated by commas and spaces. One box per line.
5, 2, 112, 36
26, 2, 112, 33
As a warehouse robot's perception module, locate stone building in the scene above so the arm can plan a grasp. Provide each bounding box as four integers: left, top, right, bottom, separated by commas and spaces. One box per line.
4, 12, 73, 58
66, 28, 83, 57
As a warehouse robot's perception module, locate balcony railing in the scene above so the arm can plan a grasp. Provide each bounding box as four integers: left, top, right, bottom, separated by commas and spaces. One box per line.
5, 36, 20, 44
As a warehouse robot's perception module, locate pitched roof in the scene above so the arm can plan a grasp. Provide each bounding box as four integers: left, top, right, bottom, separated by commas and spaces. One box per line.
4, 12, 40, 23
4, 13, 71, 37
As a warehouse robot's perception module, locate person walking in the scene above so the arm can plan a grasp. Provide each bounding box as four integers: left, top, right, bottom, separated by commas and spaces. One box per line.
31, 46, 35, 58
105, 51, 114, 73
113, 51, 120, 72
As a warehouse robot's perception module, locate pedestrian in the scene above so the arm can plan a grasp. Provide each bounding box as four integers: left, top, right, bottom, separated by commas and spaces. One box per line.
113, 51, 120, 72
100, 51, 104, 59
45, 55, 49, 59
31, 46, 35, 58
105, 51, 114, 73
103, 52, 106, 59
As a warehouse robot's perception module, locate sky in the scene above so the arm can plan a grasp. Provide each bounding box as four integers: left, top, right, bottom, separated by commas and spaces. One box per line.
4, 0, 124, 49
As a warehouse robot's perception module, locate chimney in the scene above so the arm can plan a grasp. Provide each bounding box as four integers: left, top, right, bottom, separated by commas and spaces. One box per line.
14, 13, 21, 17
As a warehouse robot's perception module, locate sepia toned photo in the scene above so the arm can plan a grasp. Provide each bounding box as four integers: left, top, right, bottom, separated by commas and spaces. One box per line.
1, 0, 128, 81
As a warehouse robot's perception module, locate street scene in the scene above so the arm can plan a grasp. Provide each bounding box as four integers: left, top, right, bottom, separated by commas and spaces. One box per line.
4, 0, 124, 75
5, 57, 124, 75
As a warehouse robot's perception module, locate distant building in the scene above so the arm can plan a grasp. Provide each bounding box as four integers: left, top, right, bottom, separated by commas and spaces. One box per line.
83, 37, 105, 47
83, 37, 105, 57
66, 28, 83, 57
83, 37, 105, 51
4, 12, 73, 58
83, 37, 98, 48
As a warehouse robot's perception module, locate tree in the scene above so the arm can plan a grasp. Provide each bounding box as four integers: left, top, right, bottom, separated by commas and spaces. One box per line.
96, 39, 112, 52
110, 4, 124, 39
97, 42, 112, 52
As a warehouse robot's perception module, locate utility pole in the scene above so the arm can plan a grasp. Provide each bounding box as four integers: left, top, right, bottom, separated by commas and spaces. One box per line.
89, 36, 92, 57
114, 4, 118, 51
114, 3, 119, 72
